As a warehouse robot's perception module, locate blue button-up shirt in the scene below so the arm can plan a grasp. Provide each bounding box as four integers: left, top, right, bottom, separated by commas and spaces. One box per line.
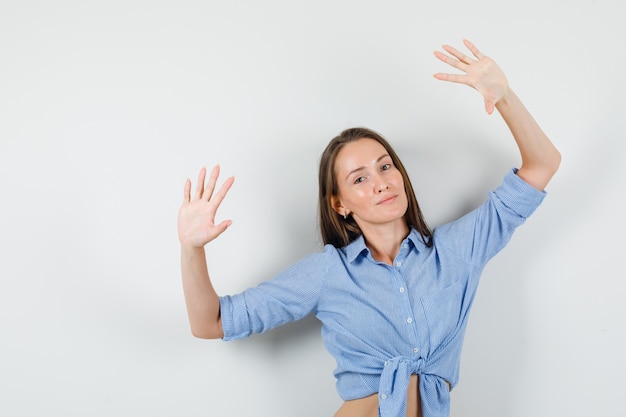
220, 169, 546, 417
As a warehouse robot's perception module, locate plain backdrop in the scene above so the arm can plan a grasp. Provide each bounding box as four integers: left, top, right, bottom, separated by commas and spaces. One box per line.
1, 1, 624, 416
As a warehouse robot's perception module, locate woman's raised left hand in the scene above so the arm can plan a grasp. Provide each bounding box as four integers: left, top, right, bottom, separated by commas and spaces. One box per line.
434, 39, 509, 115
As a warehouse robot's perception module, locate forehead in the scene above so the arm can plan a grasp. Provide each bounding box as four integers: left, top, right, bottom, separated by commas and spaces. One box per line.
334, 138, 388, 173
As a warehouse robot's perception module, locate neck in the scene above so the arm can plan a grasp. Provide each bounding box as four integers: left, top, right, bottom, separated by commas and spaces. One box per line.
360, 221, 410, 265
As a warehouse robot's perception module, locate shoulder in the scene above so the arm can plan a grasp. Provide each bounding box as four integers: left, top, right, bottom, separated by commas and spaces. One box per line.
429, 169, 547, 264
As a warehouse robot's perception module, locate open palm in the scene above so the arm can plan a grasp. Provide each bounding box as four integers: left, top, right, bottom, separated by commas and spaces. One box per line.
178, 165, 234, 248
434, 39, 509, 115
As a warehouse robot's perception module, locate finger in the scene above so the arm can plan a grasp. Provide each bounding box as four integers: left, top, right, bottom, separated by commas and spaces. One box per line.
194, 167, 207, 200
433, 72, 470, 86
203, 165, 220, 201
463, 39, 485, 60
204, 219, 234, 243
183, 178, 191, 203
210, 176, 235, 208
441, 45, 474, 65
484, 99, 495, 115
214, 219, 233, 237
434, 50, 468, 72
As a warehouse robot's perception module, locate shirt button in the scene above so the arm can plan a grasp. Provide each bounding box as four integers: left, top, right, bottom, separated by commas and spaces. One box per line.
399, 287, 405, 293
406, 317, 413, 323
413, 347, 419, 353
381, 394, 387, 400
396, 262, 402, 267
403, 244, 408, 249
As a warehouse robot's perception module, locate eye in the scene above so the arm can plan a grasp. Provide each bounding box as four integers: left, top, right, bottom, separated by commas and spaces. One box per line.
381, 163, 392, 171
353, 176, 366, 184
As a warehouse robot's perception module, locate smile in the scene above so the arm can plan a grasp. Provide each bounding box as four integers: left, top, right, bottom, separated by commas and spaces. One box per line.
376, 195, 397, 205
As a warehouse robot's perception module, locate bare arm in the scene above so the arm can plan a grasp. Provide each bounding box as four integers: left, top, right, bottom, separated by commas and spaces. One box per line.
493, 88, 561, 190
178, 165, 234, 339
433, 39, 561, 190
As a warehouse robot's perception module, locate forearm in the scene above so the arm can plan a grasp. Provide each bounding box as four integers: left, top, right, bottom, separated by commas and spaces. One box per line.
496, 88, 561, 190
180, 245, 224, 339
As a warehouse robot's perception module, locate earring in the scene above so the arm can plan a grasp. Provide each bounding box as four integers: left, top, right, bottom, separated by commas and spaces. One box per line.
343, 212, 347, 220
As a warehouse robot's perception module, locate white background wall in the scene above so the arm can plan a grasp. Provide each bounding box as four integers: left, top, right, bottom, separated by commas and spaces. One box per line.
1, 1, 624, 416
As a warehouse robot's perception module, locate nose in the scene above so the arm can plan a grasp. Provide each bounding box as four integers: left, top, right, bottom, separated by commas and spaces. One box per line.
373, 172, 389, 193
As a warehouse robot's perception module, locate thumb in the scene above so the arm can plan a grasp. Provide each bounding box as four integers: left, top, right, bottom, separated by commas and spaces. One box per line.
484, 99, 495, 115
206, 219, 233, 244
215, 219, 233, 235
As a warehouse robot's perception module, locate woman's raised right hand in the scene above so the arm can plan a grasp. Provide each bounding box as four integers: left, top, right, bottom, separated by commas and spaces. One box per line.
177, 165, 235, 248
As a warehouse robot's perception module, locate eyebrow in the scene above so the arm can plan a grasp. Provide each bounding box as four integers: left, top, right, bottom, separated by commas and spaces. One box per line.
345, 153, 390, 180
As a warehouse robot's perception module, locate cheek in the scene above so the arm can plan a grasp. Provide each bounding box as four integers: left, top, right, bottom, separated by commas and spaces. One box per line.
336, 185, 360, 207
395, 176, 409, 202
392, 172, 406, 189
346, 189, 368, 205
341, 188, 370, 210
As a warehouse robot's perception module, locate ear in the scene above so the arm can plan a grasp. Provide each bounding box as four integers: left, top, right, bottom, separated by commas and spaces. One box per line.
330, 194, 347, 217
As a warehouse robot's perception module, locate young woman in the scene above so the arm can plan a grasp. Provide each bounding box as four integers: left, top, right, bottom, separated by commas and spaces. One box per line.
177, 40, 561, 417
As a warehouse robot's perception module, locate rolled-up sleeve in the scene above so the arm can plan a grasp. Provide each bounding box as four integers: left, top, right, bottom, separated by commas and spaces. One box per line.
434, 168, 546, 267
219, 249, 330, 341
494, 168, 546, 218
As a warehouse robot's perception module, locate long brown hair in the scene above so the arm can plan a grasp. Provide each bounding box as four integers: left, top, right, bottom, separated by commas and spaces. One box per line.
318, 127, 432, 248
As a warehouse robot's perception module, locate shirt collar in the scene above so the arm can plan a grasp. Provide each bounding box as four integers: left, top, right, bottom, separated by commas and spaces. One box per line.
344, 227, 426, 263
406, 228, 428, 251
345, 234, 368, 263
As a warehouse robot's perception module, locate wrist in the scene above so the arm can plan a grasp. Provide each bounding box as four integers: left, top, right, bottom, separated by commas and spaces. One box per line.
180, 242, 206, 254
495, 86, 516, 110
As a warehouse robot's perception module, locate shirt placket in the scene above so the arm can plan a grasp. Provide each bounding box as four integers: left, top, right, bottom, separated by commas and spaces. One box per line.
391, 242, 423, 359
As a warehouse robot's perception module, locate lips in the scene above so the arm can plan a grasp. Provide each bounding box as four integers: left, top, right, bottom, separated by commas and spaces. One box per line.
376, 194, 397, 205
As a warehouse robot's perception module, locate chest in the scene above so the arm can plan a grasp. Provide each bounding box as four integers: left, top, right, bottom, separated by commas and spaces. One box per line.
316, 249, 480, 355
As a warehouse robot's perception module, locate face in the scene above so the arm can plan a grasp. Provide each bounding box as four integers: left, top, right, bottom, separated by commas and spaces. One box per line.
332, 138, 409, 231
